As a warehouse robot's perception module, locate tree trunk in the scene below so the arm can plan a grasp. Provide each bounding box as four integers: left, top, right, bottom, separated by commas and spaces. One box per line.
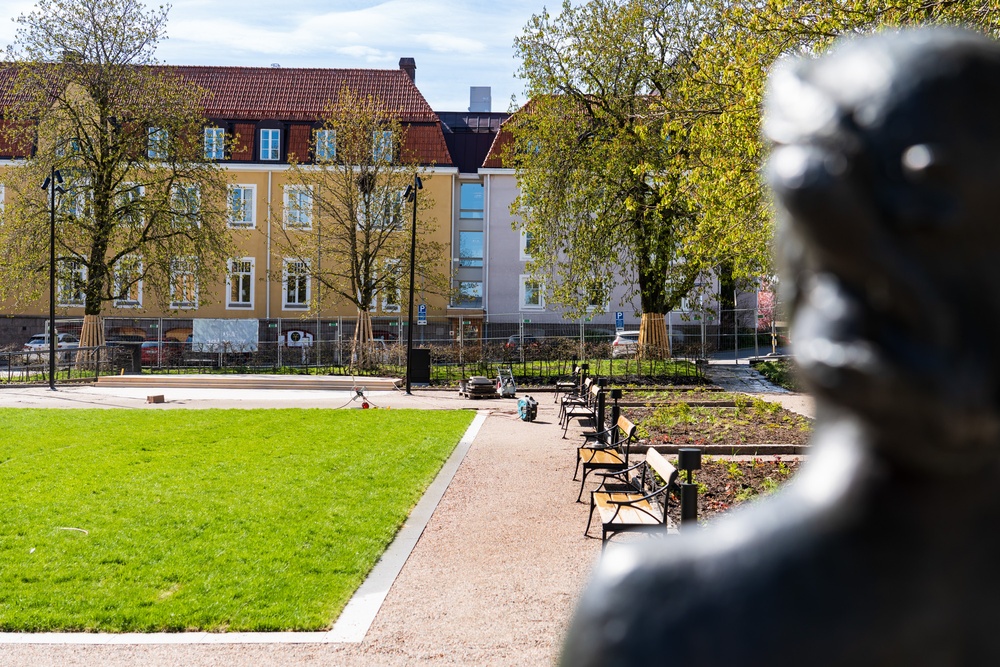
351, 309, 377, 371
76, 314, 104, 369
638, 313, 669, 359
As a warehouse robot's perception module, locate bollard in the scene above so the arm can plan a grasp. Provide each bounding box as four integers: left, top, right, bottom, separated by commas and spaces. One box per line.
609, 388, 622, 443
596, 377, 608, 442
677, 447, 702, 529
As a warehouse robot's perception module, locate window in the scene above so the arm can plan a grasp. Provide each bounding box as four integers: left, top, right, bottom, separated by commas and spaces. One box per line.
148, 127, 168, 159
315, 129, 336, 161
519, 229, 536, 260
55, 137, 80, 157
585, 281, 607, 312
227, 258, 255, 309
359, 189, 404, 230
204, 127, 225, 160
169, 257, 198, 309
372, 130, 393, 162
113, 255, 142, 308
283, 259, 311, 309
260, 128, 280, 161
460, 183, 484, 219
57, 259, 87, 307
171, 184, 200, 227
228, 185, 255, 228
453, 281, 483, 308
119, 184, 144, 227
381, 260, 402, 313
283, 185, 313, 229
59, 185, 89, 220
459, 231, 483, 267
519, 274, 544, 310
681, 289, 703, 313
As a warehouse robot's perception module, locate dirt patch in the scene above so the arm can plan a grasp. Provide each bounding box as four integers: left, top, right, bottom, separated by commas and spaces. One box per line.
666, 456, 801, 523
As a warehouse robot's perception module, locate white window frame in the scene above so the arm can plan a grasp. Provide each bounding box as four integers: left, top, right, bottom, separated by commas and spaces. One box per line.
171, 184, 201, 227
381, 259, 402, 313
283, 185, 313, 230
119, 184, 144, 227
452, 280, 483, 308
228, 184, 256, 228
372, 130, 393, 162
169, 257, 198, 310
57, 259, 87, 307
148, 127, 168, 159
59, 179, 91, 220
226, 257, 255, 310
359, 189, 405, 230
282, 258, 311, 310
519, 274, 545, 310
260, 128, 280, 161
519, 229, 535, 261
315, 129, 336, 161
113, 255, 143, 308
204, 127, 225, 160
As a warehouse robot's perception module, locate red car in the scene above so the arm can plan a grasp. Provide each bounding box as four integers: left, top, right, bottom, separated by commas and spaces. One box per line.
140, 340, 183, 366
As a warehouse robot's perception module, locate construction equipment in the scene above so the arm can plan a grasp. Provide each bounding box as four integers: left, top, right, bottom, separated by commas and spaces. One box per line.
497, 364, 517, 398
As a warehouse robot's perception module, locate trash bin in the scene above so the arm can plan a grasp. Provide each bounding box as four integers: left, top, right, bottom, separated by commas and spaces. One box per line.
409, 348, 431, 385
125, 342, 142, 375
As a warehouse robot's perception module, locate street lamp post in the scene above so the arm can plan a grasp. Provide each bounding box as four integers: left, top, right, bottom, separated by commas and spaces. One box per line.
403, 174, 423, 395
41, 167, 63, 391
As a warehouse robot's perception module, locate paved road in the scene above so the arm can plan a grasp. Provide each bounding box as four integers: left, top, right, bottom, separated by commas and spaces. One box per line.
703, 361, 815, 418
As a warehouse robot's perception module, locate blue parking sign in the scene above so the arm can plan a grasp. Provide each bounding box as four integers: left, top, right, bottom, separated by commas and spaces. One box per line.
615, 311, 624, 331
417, 304, 427, 325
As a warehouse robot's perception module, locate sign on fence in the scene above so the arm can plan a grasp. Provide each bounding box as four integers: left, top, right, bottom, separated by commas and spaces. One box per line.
615, 311, 624, 331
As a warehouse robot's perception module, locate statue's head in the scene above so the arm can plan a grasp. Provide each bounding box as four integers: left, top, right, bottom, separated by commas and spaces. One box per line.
765, 29, 1000, 473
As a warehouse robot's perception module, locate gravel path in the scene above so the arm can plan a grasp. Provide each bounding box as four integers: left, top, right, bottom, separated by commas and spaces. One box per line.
0, 397, 604, 667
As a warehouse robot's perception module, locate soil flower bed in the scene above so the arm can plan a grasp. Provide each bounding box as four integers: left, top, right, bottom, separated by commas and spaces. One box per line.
666, 456, 802, 523
625, 396, 812, 446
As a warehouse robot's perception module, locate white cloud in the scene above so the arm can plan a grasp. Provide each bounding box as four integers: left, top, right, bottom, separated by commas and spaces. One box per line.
154, 0, 547, 109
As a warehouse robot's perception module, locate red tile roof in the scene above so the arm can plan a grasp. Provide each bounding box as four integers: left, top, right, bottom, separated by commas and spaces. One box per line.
170, 66, 440, 123
0, 63, 453, 165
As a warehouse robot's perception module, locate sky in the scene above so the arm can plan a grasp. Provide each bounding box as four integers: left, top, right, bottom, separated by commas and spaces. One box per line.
0, 0, 552, 112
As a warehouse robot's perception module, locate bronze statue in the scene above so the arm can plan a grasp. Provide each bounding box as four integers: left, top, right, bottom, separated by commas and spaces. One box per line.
561, 28, 1000, 666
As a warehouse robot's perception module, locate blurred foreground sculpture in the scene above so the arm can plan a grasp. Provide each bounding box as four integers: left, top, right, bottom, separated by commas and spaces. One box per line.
562, 28, 1000, 666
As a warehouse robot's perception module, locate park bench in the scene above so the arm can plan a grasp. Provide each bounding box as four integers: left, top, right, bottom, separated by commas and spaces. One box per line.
561, 380, 602, 437
554, 364, 584, 403
585, 447, 679, 549
574, 415, 639, 501
558, 376, 593, 428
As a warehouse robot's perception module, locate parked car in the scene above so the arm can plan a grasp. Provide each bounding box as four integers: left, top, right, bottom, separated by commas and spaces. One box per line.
23, 333, 80, 362
140, 340, 183, 366
504, 334, 540, 350
611, 331, 640, 358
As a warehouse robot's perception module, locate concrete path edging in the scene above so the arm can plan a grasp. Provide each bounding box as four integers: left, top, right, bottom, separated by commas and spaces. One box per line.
0, 410, 490, 646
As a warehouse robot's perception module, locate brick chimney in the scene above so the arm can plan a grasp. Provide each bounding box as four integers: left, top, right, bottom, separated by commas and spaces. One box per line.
399, 57, 416, 83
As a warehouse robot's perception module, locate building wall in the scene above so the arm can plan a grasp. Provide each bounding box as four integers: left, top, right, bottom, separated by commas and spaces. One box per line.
0, 163, 455, 322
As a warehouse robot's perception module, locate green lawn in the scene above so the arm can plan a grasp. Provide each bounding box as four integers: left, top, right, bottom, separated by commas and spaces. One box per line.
0, 408, 474, 632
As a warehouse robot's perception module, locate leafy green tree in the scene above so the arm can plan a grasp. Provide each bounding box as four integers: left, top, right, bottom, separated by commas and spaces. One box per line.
0, 0, 232, 351
512, 0, 718, 355
513, 0, 1000, 355
276, 90, 443, 370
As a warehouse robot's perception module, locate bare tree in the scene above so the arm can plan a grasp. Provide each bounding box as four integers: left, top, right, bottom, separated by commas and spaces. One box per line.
276, 90, 444, 369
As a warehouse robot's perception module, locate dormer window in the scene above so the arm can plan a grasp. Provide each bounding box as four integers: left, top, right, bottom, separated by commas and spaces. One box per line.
315, 129, 336, 162
204, 127, 225, 160
260, 128, 280, 161
373, 130, 392, 162
148, 128, 168, 159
